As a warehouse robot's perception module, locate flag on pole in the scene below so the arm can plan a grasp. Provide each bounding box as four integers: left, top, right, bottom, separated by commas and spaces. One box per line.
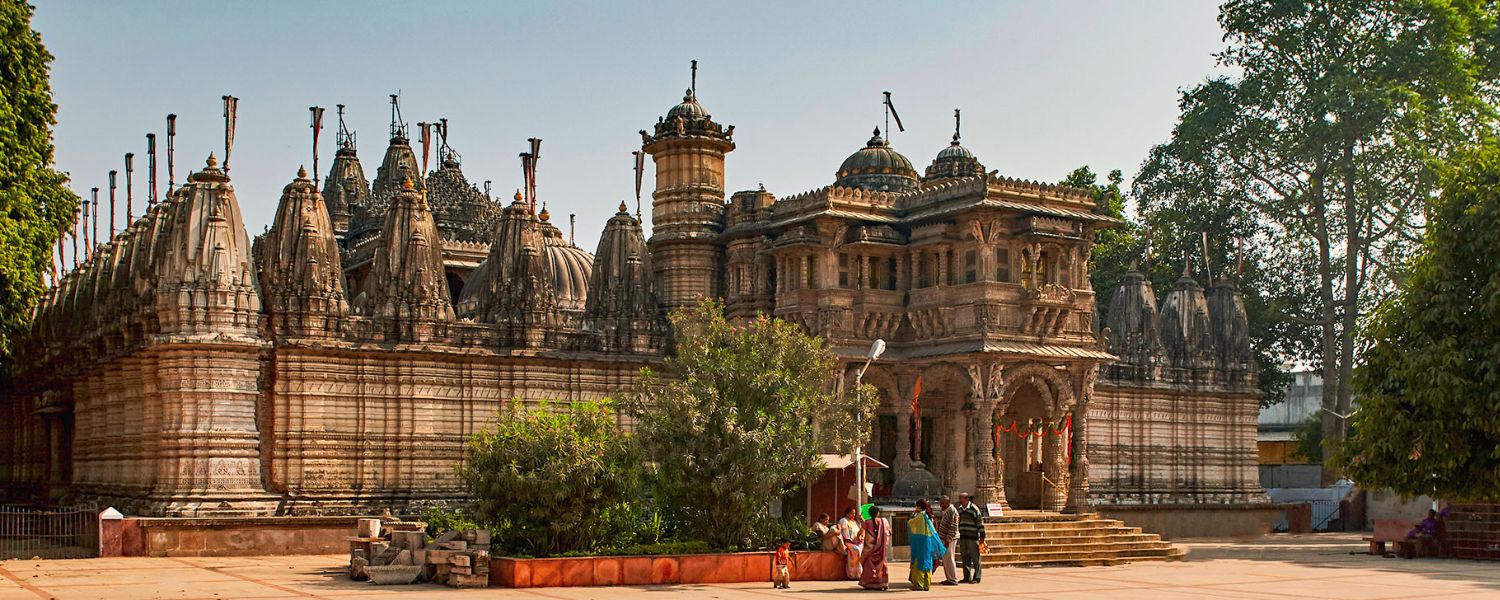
911, 374, 922, 417
911, 373, 923, 463
883, 92, 905, 132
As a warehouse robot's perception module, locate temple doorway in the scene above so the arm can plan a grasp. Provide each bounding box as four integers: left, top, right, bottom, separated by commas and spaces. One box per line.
1000, 380, 1048, 510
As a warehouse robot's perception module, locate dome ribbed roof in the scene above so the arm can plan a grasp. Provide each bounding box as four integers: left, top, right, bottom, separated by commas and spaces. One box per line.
666, 89, 709, 120
538, 215, 593, 314
923, 133, 987, 181
835, 129, 918, 192
936, 140, 974, 160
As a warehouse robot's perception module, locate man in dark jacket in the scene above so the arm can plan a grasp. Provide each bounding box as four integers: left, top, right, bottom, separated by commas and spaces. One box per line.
956, 492, 986, 583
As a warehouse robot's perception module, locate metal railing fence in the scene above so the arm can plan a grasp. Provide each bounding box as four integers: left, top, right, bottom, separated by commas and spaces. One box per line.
0, 504, 98, 559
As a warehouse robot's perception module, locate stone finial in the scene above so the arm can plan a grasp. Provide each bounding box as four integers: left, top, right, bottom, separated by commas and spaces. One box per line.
297, 166, 308, 179
617, 201, 629, 214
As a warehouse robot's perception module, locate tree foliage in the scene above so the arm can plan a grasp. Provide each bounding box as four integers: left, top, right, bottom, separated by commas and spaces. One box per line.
1132, 0, 1500, 469
625, 299, 878, 550
1336, 145, 1500, 501
461, 399, 643, 557
0, 1, 78, 380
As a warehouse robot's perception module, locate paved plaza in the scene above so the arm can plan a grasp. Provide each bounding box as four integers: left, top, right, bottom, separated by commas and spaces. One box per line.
1, 534, 1496, 600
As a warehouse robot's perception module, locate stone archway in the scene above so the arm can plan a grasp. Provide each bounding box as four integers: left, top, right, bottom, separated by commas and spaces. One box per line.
996, 362, 1076, 511
999, 380, 1050, 509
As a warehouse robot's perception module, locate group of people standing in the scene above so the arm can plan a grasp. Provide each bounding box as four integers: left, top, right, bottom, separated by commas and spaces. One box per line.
812, 492, 987, 592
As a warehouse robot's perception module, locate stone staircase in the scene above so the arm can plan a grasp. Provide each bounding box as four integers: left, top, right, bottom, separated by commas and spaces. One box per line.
981, 512, 1187, 567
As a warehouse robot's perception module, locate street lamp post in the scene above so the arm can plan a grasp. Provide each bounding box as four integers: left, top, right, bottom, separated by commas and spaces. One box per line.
854, 339, 886, 509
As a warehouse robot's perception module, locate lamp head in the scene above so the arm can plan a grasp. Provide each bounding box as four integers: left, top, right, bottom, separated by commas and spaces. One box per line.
867, 339, 886, 360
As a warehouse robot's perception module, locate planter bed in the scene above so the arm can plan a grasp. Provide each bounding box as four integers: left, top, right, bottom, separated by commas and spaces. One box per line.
490, 550, 844, 588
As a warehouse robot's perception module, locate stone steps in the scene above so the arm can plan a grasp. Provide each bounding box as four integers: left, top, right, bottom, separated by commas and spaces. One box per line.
975, 513, 1184, 568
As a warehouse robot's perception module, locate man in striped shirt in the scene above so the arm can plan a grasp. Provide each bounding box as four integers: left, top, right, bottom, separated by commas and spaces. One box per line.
936, 495, 961, 585
956, 492, 986, 583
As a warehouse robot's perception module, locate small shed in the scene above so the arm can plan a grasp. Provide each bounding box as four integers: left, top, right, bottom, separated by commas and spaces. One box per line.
805, 454, 887, 524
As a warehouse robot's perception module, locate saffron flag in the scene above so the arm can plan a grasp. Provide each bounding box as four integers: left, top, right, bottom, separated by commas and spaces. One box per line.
911, 374, 922, 417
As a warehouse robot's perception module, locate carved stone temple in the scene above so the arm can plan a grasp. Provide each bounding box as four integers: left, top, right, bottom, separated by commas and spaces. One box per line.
2, 76, 1270, 532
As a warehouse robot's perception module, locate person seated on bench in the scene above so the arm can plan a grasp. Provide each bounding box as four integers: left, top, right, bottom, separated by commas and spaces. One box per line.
1399, 508, 1447, 558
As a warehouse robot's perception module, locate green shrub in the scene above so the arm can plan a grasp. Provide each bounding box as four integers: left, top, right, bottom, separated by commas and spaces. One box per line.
415, 502, 480, 538
747, 513, 818, 551
625, 300, 878, 549
461, 399, 643, 557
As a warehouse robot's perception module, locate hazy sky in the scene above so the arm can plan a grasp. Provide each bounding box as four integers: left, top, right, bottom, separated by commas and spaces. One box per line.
33, 1, 1227, 253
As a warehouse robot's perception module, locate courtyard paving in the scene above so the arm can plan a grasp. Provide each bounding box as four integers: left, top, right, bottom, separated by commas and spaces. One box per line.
0, 533, 1496, 600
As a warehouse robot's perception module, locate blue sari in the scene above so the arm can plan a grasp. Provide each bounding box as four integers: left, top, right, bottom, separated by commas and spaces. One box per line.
906, 511, 947, 572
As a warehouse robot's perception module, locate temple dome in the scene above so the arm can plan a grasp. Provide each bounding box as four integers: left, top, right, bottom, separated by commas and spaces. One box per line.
924, 134, 987, 181
666, 89, 709, 120
538, 212, 593, 314
936, 140, 974, 160
835, 129, 918, 193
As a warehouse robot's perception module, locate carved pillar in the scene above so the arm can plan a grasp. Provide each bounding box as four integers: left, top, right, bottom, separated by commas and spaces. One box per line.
894, 411, 912, 473
968, 361, 1008, 510
936, 247, 949, 287
1065, 366, 1098, 514
897, 253, 909, 290
1042, 411, 1067, 511
974, 400, 1005, 509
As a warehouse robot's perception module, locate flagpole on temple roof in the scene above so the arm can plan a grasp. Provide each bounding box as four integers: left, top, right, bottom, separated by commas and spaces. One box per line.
124, 153, 134, 223
166, 114, 177, 194
147, 133, 158, 207
882, 91, 905, 139
310, 106, 324, 188
222, 95, 239, 175
108, 170, 117, 238
86, 187, 97, 256
632, 150, 644, 222
70, 206, 78, 268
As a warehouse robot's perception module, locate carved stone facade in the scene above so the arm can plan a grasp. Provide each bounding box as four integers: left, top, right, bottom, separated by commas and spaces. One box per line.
2, 78, 1267, 519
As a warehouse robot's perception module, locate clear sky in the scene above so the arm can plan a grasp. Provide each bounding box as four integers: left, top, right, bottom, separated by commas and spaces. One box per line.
33, 1, 1227, 254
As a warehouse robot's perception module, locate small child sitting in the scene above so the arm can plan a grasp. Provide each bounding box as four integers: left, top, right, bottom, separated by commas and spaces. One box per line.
772, 538, 796, 589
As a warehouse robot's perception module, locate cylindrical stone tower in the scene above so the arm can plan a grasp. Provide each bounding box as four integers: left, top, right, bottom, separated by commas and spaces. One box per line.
642, 85, 734, 313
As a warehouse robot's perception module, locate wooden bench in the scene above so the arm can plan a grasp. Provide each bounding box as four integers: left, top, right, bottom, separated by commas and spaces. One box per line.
1364, 519, 1408, 555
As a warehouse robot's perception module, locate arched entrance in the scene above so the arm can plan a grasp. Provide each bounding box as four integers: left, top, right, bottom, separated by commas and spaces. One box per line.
1000, 380, 1049, 509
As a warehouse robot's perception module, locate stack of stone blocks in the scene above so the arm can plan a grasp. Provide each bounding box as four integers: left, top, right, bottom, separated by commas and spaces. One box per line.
347, 517, 491, 587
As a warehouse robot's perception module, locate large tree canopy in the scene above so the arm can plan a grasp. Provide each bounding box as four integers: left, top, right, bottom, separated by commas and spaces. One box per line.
625, 300, 877, 550
1336, 145, 1500, 501
0, 1, 77, 381
1133, 0, 1500, 474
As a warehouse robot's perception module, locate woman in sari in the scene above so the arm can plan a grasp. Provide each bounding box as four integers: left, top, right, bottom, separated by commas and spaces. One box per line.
859, 506, 891, 590
837, 506, 863, 579
906, 499, 947, 591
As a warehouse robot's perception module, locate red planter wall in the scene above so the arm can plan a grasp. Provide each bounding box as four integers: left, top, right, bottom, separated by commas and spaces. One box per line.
491, 550, 846, 588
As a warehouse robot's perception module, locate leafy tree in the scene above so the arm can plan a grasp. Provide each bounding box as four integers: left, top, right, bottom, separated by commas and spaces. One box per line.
0, 0, 78, 381
625, 299, 878, 550
461, 399, 644, 557
1336, 145, 1500, 501
1133, 0, 1500, 476
1292, 413, 1324, 464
